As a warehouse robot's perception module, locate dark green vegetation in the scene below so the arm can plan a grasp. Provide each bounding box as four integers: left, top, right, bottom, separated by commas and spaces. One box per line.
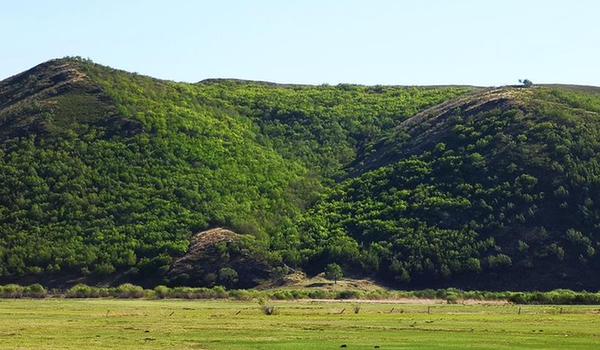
301, 87, 600, 290
1, 57, 600, 290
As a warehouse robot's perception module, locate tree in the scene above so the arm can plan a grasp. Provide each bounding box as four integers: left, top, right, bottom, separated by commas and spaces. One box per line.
325, 263, 343, 284
218, 267, 239, 287
487, 254, 512, 270
519, 79, 533, 87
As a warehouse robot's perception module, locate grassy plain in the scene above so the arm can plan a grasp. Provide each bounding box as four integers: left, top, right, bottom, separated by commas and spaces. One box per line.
1, 299, 599, 349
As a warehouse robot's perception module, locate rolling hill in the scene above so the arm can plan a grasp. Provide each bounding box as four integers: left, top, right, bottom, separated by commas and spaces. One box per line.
299, 86, 600, 290
0, 57, 468, 287
1, 57, 600, 290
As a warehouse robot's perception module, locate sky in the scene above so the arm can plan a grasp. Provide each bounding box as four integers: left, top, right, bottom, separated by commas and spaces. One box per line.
1, 0, 599, 86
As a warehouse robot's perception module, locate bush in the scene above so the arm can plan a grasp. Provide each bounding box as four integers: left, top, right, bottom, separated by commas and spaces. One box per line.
0, 284, 25, 298
212, 286, 228, 299
271, 290, 294, 300
446, 294, 460, 304
66, 284, 98, 298
154, 285, 171, 299
487, 254, 512, 270
229, 289, 256, 301
218, 268, 239, 288
288, 290, 309, 299
24, 284, 47, 298
169, 287, 190, 299
5, 283, 600, 305
94, 263, 116, 276
113, 284, 144, 298
336, 290, 361, 300
307, 289, 330, 299
413, 289, 437, 299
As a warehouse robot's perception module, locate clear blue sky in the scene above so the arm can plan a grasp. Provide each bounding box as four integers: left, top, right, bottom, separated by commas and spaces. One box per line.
1, 0, 598, 86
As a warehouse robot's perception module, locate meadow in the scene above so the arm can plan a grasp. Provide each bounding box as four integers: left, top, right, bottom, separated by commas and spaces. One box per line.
1, 299, 600, 349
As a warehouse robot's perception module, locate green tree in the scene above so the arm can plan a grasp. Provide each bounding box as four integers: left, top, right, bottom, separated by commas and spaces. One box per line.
519, 79, 533, 87
325, 263, 343, 284
218, 267, 239, 287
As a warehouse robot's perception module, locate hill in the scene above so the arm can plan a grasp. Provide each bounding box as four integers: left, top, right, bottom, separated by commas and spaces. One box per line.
298, 86, 600, 290
2, 58, 600, 290
0, 58, 469, 287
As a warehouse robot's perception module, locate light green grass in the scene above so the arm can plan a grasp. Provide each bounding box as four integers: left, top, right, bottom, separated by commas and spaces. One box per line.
1, 299, 600, 349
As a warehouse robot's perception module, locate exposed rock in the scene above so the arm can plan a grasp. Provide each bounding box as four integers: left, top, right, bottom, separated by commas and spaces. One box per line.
0, 58, 119, 140
168, 228, 271, 288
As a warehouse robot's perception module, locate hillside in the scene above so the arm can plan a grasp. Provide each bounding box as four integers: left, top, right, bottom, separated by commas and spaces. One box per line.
2, 58, 600, 290
299, 86, 600, 290
0, 58, 469, 287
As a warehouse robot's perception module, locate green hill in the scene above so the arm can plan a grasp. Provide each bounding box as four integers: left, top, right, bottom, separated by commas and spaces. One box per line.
299, 86, 600, 290
0, 57, 468, 287
2, 57, 600, 290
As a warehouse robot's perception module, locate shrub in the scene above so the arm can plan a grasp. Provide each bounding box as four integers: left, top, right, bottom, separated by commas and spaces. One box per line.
212, 286, 228, 299
487, 254, 513, 270
288, 290, 309, 299
0, 284, 24, 298
229, 289, 256, 301
94, 263, 116, 276
195, 287, 217, 299
113, 284, 144, 298
218, 268, 239, 288
154, 285, 171, 299
24, 284, 47, 298
66, 284, 97, 298
336, 290, 361, 300
96, 287, 112, 298
271, 290, 294, 300
168, 287, 188, 299
413, 289, 437, 299
446, 294, 460, 304
307, 289, 330, 299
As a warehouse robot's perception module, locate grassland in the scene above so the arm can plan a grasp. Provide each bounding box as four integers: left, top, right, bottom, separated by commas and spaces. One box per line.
1, 299, 600, 349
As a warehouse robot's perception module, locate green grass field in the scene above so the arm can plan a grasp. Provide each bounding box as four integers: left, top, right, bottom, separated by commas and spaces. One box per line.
1, 299, 600, 349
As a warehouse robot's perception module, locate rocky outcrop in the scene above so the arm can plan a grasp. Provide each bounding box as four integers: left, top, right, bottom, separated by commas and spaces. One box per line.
168, 228, 272, 288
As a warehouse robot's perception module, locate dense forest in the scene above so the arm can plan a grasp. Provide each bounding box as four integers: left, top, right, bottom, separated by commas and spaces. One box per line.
298, 88, 600, 290
1, 57, 600, 290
